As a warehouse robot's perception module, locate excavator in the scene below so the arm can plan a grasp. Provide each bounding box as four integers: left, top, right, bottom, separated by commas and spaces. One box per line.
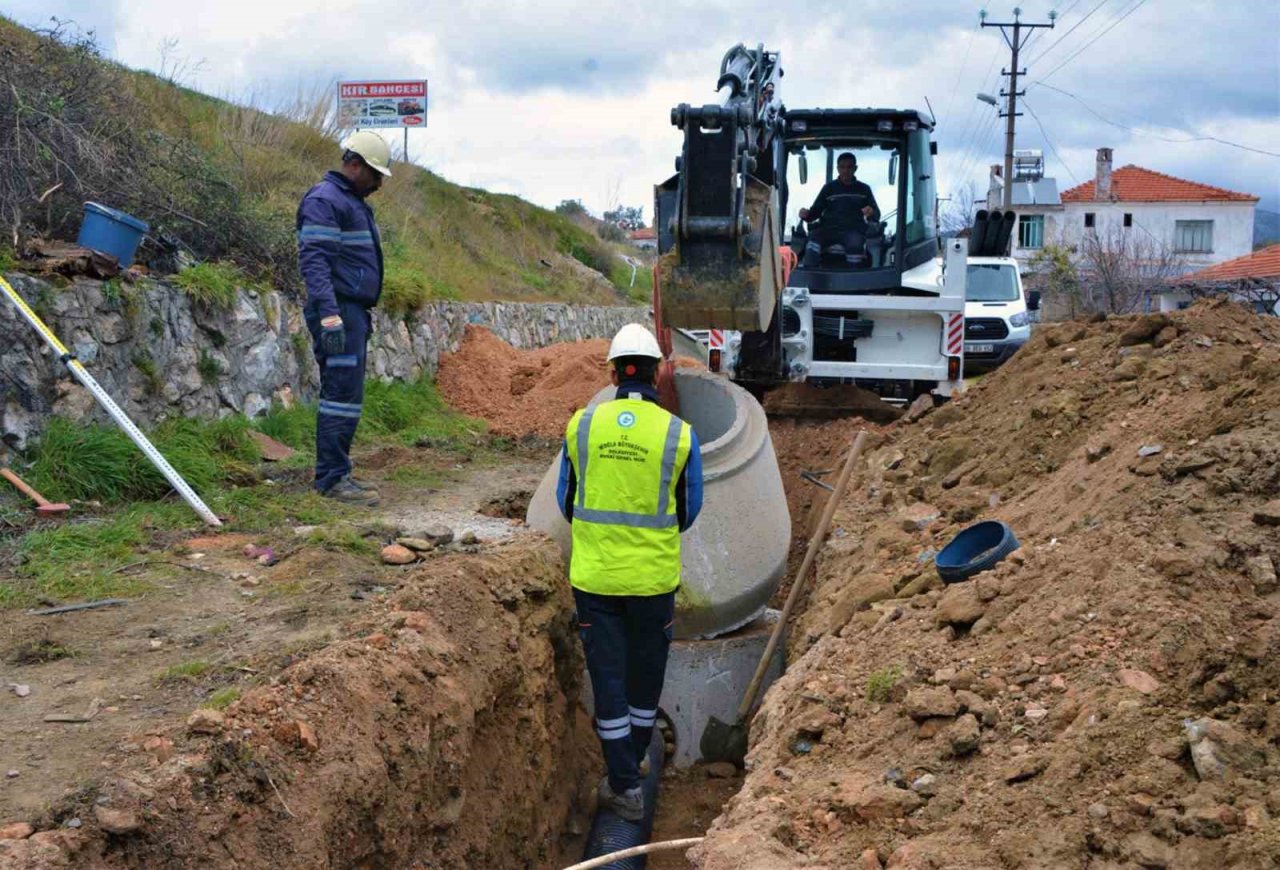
653, 44, 972, 412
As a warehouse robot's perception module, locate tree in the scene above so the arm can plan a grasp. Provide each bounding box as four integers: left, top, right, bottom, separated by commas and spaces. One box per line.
555, 199, 588, 219
939, 181, 981, 236
602, 205, 644, 232
1077, 225, 1185, 314
1027, 243, 1082, 319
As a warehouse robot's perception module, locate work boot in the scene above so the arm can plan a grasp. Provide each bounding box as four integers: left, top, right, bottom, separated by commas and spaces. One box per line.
597, 777, 644, 822
323, 477, 380, 507
345, 475, 379, 494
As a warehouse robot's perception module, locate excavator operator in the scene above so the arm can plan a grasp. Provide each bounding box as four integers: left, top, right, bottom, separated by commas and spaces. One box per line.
798, 151, 880, 268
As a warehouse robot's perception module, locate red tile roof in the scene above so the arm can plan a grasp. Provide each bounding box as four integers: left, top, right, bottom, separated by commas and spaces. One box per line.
1061, 165, 1259, 204
1174, 244, 1280, 284
629, 227, 656, 240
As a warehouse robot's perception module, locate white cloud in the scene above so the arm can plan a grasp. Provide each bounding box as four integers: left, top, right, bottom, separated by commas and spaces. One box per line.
5, 0, 1278, 214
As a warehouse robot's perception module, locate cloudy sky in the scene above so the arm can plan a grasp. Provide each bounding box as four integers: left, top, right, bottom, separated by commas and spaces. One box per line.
6, 0, 1279, 217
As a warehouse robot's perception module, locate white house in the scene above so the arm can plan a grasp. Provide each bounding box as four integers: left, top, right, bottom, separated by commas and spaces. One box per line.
992, 148, 1258, 271
986, 150, 1064, 263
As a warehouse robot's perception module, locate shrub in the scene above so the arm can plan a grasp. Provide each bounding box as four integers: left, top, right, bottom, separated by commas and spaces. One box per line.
173, 262, 248, 309
865, 665, 903, 703
197, 348, 224, 384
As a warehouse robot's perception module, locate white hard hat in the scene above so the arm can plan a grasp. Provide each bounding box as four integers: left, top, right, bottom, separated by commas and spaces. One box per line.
342, 130, 393, 177
608, 323, 662, 361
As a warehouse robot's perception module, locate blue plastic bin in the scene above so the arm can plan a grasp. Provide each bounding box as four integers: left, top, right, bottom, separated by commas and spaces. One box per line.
76, 202, 149, 267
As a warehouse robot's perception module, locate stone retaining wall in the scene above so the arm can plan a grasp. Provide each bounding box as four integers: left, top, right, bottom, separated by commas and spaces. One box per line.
0, 273, 645, 446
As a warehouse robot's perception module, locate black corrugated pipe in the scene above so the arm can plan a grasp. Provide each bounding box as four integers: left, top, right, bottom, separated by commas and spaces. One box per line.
992, 210, 1016, 256
581, 733, 666, 868
968, 209, 990, 256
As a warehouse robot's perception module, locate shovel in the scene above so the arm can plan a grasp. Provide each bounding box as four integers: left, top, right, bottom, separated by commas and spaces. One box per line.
1, 467, 70, 516
700, 429, 868, 766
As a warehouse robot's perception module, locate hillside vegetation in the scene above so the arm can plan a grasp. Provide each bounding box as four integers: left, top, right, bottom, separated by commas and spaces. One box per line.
0, 17, 643, 308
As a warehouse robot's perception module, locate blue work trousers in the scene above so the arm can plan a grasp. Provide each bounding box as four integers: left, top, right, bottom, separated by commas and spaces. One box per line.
803, 226, 867, 267
305, 298, 371, 493
574, 588, 675, 794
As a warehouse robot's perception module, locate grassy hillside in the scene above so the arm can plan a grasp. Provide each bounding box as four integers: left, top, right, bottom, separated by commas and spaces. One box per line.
0, 17, 644, 308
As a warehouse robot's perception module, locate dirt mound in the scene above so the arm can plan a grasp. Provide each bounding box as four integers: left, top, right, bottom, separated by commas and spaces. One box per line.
436, 326, 612, 439
0, 539, 596, 869
697, 300, 1280, 869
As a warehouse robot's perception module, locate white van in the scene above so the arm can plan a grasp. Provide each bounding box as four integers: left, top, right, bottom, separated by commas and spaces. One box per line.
963, 256, 1038, 372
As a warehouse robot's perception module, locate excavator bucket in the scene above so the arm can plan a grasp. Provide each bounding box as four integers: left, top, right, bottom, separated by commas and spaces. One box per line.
656, 178, 781, 331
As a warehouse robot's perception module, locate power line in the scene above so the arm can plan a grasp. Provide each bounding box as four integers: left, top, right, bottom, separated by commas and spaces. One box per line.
1032, 82, 1280, 158
953, 109, 999, 187
942, 24, 979, 127
1018, 0, 1085, 60
949, 45, 1001, 173
1026, 0, 1108, 66
1021, 99, 1081, 184
1039, 0, 1148, 83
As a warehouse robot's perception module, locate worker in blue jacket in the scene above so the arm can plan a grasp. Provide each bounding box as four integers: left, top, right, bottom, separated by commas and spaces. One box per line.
296, 131, 391, 505
556, 324, 704, 821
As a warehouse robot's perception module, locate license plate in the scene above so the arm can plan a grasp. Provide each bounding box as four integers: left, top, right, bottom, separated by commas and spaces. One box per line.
965, 343, 994, 354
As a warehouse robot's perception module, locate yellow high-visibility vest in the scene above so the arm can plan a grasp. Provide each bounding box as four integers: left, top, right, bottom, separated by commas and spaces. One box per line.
565, 397, 693, 596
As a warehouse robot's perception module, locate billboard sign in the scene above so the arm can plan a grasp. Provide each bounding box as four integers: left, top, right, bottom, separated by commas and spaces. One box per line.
337, 80, 427, 129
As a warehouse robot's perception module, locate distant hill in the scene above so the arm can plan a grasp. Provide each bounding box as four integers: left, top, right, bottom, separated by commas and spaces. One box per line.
1255, 209, 1280, 248
0, 17, 643, 310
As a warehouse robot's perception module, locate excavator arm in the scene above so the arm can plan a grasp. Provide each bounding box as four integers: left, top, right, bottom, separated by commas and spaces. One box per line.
655, 44, 785, 334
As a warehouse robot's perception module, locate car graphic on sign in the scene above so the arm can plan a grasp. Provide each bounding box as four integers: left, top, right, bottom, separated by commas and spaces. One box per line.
367, 102, 397, 117
397, 100, 424, 115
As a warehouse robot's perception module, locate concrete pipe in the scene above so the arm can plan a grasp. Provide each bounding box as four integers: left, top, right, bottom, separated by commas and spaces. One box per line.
526, 368, 791, 639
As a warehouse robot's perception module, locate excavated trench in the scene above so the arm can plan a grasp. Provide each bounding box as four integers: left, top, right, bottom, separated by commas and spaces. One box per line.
1, 377, 827, 870
1, 542, 605, 869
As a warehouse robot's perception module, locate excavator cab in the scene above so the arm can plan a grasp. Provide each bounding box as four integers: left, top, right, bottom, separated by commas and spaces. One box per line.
780, 110, 940, 291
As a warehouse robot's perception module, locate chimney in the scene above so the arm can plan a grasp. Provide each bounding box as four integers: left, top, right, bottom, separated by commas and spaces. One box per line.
1095, 147, 1113, 201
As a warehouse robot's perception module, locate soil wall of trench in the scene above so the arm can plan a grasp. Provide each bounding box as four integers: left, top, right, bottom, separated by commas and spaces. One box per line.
0, 539, 598, 869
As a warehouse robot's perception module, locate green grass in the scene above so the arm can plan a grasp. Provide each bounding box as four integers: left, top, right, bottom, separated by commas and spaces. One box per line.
26, 415, 257, 504
305, 525, 378, 559
255, 401, 316, 452
385, 464, 447, 488
158, 660, 212, 682
865, 665, 903, 704
197, 348, 224, 384
131, 351, 163, 394
361, 375, 484, 446
1, 502, 193, 607
252, 375, 482, 456
202, 687, 241, 710
7, 376, 482, 608
8, 638, 76, 664
172, 262, 254, 309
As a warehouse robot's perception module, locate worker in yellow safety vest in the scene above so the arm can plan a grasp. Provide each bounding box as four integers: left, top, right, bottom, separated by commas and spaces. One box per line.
555, 323, 703, 821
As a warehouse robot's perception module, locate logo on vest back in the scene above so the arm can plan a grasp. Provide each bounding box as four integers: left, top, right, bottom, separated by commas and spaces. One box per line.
616, 411, 637, 429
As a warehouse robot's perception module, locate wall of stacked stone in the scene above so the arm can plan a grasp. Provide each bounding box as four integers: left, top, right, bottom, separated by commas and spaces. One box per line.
0, 273, 646, 447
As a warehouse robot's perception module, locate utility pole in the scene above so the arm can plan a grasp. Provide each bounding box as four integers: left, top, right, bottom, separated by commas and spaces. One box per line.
981, 8, 1056, 208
